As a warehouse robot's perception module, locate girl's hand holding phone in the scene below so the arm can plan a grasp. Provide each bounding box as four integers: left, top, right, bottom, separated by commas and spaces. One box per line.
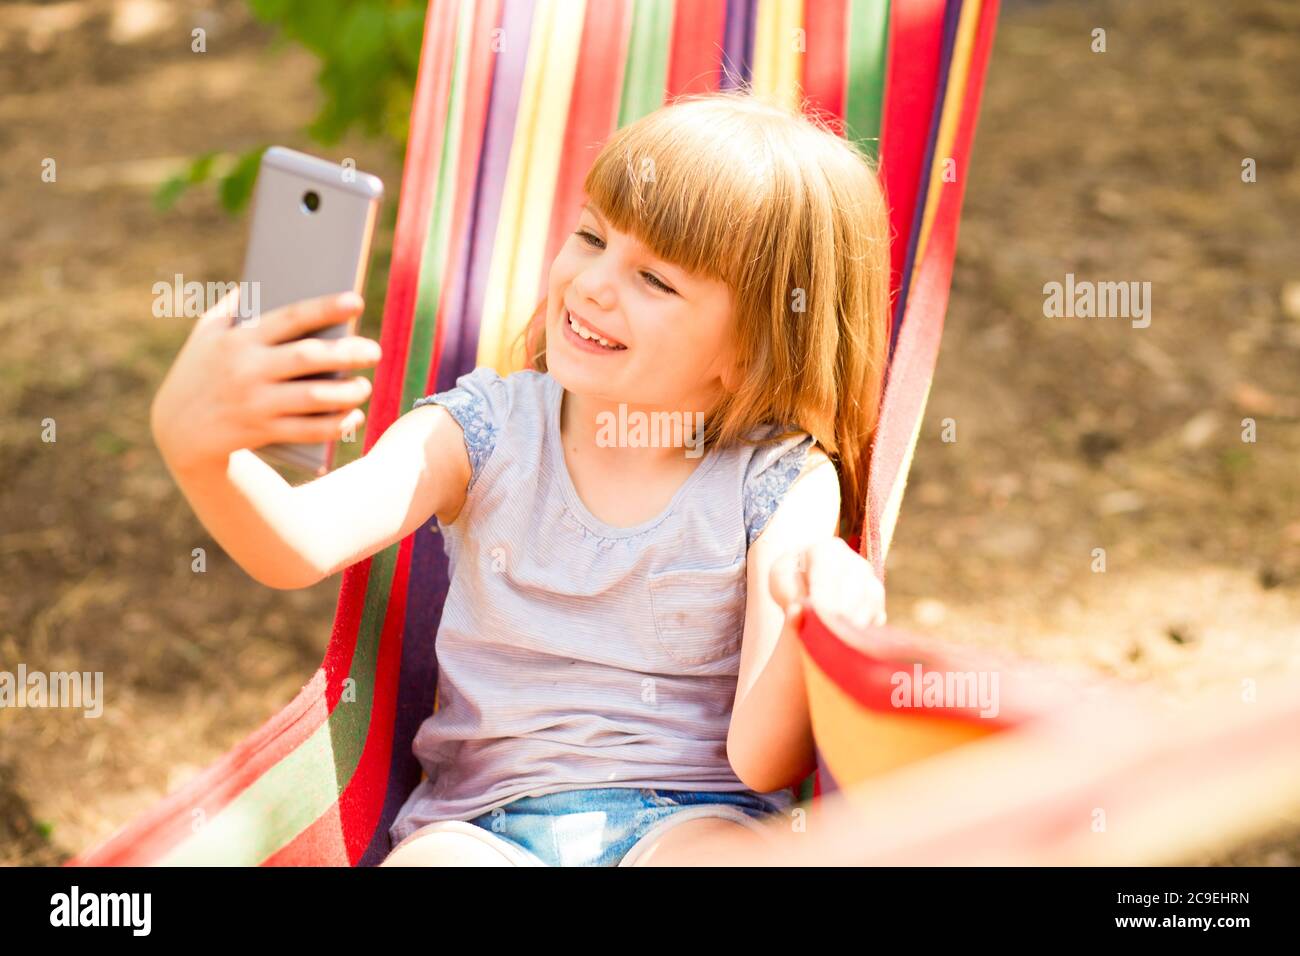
150, 288, 382, 477
769, 536, 887, 652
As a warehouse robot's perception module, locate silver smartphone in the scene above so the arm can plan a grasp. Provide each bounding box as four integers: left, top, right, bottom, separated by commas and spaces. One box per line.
238, 146, 384, 477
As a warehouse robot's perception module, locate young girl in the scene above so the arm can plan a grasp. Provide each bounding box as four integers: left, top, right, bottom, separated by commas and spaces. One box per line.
150, 91, 891, 867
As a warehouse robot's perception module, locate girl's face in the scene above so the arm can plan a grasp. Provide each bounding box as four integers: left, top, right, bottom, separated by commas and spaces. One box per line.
544, 201, 737, 411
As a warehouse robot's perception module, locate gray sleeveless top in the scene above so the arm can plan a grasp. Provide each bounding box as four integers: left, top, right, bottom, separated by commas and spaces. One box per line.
390, 367, 814, 845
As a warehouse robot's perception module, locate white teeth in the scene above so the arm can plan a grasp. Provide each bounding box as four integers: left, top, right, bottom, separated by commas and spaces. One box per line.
565, 310, 623, 349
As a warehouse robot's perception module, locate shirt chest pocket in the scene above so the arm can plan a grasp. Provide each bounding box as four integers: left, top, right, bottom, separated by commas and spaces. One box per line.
646, 560, 747, 666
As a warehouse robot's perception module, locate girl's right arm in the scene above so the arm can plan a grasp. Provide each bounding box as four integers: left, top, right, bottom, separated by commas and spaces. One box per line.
150, 288, 470, 590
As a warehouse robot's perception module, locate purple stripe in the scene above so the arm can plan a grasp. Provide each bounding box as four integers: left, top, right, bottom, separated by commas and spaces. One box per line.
720, 0, 755, 89
888, 0, 963, 359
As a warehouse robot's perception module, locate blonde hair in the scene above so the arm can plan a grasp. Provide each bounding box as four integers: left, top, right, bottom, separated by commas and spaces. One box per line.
519, 88, 891, 540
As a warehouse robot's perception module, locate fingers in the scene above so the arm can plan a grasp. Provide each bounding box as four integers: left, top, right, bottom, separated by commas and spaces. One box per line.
258, 335, 383, 380
253, 291, 366, 345
194, 285, 245, 333
259, 375, 373, 416
263, 408, 366, 446
801, 537, 887, 636
768, 548, 809, 610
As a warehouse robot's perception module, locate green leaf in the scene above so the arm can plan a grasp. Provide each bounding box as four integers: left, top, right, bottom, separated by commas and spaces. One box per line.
154, 174, 189, 211
389, 6, 426, 73
159, 1, 425, 216
336, 3, 388, 71
218, 146, 267, 213
288, 0, 344, 55
187, 150, 219, 184
246, 0, 290, 22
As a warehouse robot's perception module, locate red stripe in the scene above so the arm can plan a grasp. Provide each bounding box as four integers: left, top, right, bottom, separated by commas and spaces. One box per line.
541, 0, 633, 299
369, 0, 462, 441
802, 0, 849, 135
666, 0, 728, 97
878, 0, 947, 308
798, 607, 1035, 728
264, 801, 350, 867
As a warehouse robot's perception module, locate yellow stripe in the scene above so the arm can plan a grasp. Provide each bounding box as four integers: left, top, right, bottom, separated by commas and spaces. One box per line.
801, 644, 994, 796
908, 0, 981, 283
478, 0, 588, 374
750, 0, 776, 97
775, 0, 805, 111
751, 0, 805, 111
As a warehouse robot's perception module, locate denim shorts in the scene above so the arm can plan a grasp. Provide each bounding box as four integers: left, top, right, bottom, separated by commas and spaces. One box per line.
390, 787, 785, 866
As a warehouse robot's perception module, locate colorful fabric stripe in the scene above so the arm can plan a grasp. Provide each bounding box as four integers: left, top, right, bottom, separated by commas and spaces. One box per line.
891, 0, 962, 349
878, 0, 947, 331
864, 0, 996, 576
71, 0, 994, 867
843, 0, 891, 156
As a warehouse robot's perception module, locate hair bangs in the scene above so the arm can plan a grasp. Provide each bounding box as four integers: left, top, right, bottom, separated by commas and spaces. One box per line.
581, 97, 780, 292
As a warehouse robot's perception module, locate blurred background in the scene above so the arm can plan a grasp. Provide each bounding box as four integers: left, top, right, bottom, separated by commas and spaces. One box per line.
0, 0, 1296, 865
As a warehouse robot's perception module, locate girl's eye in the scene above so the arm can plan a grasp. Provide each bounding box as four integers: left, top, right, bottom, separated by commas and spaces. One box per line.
572, 229, 677, 295
642, 272, 676, 294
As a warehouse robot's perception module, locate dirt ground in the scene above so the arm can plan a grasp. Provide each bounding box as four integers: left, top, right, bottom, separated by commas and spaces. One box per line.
1, 0, 1297, 866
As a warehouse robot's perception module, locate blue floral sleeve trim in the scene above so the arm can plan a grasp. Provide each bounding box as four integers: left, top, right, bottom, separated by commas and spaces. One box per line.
743, 434, 815, 548
412, 387, 499, 493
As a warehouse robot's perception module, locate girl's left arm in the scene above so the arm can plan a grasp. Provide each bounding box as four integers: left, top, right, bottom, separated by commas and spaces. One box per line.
726, 447, 841, 794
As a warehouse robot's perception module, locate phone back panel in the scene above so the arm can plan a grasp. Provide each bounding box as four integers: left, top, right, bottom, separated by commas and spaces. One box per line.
240, 147, 383, 475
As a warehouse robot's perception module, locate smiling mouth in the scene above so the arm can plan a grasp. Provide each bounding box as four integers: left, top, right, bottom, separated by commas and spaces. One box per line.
563, 308, 627, 350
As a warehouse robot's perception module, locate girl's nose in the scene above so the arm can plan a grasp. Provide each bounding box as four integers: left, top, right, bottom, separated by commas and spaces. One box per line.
572, 261, 617, 312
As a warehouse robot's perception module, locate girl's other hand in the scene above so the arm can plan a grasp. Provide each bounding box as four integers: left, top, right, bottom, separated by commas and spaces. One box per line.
150, 288, 382, 475
769, 537, 886, 652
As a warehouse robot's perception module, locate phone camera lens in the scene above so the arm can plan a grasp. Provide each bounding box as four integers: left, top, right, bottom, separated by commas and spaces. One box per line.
302, 190, 321, 213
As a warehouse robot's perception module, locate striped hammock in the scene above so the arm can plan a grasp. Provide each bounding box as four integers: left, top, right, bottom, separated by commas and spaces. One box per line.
72, 0, 1000, 866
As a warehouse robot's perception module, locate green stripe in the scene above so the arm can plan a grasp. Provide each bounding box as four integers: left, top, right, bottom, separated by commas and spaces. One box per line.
158, 720, 338, 865
844, 0, 890, 160
619, 0, 675, 126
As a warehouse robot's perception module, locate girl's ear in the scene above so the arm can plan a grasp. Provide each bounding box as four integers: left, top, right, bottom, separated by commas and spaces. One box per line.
719, 359, 740, 394
715, 333, 744, 394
